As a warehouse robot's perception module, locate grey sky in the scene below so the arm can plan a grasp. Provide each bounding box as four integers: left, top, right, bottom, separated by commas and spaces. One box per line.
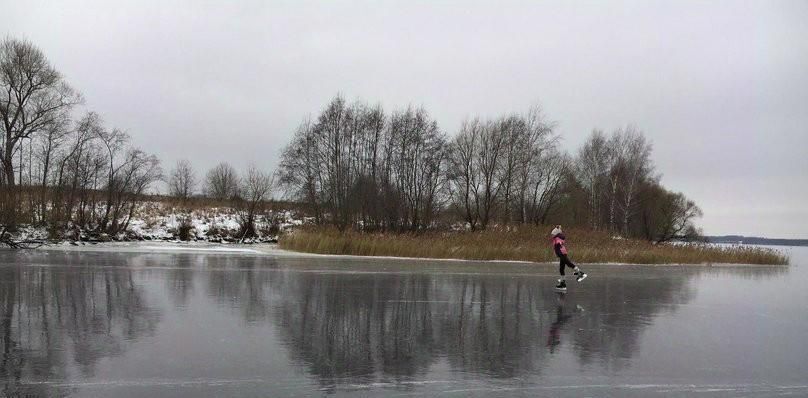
3, 0, 807, 238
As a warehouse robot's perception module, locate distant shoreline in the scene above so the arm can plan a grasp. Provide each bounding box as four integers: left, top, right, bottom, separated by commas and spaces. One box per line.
706, 236, 808, 247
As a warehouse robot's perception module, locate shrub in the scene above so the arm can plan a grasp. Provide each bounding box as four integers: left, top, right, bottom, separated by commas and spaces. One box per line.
177, 218, 194, 241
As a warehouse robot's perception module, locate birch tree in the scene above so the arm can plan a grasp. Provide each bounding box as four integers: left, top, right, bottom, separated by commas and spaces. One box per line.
617, 126, 653, 235
576, 130, 610, 230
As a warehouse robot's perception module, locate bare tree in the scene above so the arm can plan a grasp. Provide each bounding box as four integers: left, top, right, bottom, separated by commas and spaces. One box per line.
351, 104, 386, 230
313, 96, 352, 229
274, 96, 705, 242
604, 131, 626, 232
60, 113, 102, 227
0, 38, 172, 243
527, 150, 570, 225
116, 150, 162, 233
237, 166, 274, 240
278, 120, 323, 220
386, 106, 447, 231
475, 120, 508, 229
496, 115, 525, 225
0, 37, 82, 225
94, 121, 130, 230
617, 126, 653, 236
204, 162, 239, 200
168, 159, 197, 200
33, 115, 70, 223
34, 111, 161, 236
513, 105, 557, 224
448, 107, 558, 229
49, 113, 96, 228
448, 119, 482, 230
576, 129, 610, 230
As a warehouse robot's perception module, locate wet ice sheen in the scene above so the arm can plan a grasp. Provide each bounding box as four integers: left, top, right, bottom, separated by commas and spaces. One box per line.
1, 247, 806, 397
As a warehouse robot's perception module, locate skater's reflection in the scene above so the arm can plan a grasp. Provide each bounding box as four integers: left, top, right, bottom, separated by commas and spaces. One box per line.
547, 293, 584, 353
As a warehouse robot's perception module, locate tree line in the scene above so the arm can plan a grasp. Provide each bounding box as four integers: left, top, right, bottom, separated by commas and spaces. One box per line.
1, 36, 701, 244
278, 95, 702, 242
0, 37, 273, 242
0, 37, 161, 240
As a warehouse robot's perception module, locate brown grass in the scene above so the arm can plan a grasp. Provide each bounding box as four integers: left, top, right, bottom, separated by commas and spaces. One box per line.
279, 226, 789, 265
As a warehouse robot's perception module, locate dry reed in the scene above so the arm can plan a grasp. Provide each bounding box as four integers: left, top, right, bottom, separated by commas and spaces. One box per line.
279, 226, 789, 265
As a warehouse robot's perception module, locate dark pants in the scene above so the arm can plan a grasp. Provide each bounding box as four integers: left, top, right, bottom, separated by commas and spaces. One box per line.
558, 254, 576, 275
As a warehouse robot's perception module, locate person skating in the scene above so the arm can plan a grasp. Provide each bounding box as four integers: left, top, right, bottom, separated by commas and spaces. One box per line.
551, 225, 586, 291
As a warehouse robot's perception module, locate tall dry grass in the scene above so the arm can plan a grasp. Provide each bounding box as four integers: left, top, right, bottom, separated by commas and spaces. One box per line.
279, 226, 789, 265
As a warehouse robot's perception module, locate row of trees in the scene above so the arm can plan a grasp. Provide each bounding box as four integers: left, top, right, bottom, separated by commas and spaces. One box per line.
448, 109, 564, 230
573, 128, 702, 241
1, 38, 162, 239
0, 37, 276, 241
167, 160, 250, 202
279, 95, 702, 242
167, 160, 274, 238
2, 36, 700, 243
278, 97, 449, 231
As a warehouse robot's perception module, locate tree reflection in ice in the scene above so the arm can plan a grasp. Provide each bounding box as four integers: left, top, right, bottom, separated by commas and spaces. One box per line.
1, 252, 160, 397
266, 268, 696, 388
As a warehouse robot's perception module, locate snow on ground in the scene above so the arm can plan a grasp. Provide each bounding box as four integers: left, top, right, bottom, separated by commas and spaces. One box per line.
4, 201, 307, 244
127, 203, 305, 242
12, 225, 50, 241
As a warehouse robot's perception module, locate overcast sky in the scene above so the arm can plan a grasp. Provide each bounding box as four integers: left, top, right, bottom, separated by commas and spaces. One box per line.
3, 0, 807, 238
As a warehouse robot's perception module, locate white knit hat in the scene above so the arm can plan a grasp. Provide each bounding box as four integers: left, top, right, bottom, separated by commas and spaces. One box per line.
551, 226, 562, 236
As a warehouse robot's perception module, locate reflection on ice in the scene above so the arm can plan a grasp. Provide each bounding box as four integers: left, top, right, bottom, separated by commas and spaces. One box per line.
0, 249, 803, 397
0, 259, 160, 397
270, 268, 695, 389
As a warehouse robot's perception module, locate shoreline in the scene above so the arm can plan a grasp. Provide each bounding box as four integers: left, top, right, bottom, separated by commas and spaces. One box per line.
26, 241, 788, 268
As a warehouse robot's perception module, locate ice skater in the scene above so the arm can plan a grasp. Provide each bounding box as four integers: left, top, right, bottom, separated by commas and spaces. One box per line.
551, 225, 586, 291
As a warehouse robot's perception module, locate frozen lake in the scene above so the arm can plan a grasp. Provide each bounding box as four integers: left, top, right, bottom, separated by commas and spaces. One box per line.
1, 246, 806, 397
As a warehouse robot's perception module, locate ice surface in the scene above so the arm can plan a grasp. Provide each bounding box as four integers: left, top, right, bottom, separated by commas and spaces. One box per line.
1, 246, 805, 397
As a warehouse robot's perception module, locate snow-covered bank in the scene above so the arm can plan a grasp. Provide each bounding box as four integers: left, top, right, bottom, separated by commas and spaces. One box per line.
38, 241, 271, 255
2, 201, 307, 245
124, 202, 303, 242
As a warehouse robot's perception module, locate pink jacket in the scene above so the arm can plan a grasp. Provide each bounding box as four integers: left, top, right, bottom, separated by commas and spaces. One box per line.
552, 235, 568, 256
